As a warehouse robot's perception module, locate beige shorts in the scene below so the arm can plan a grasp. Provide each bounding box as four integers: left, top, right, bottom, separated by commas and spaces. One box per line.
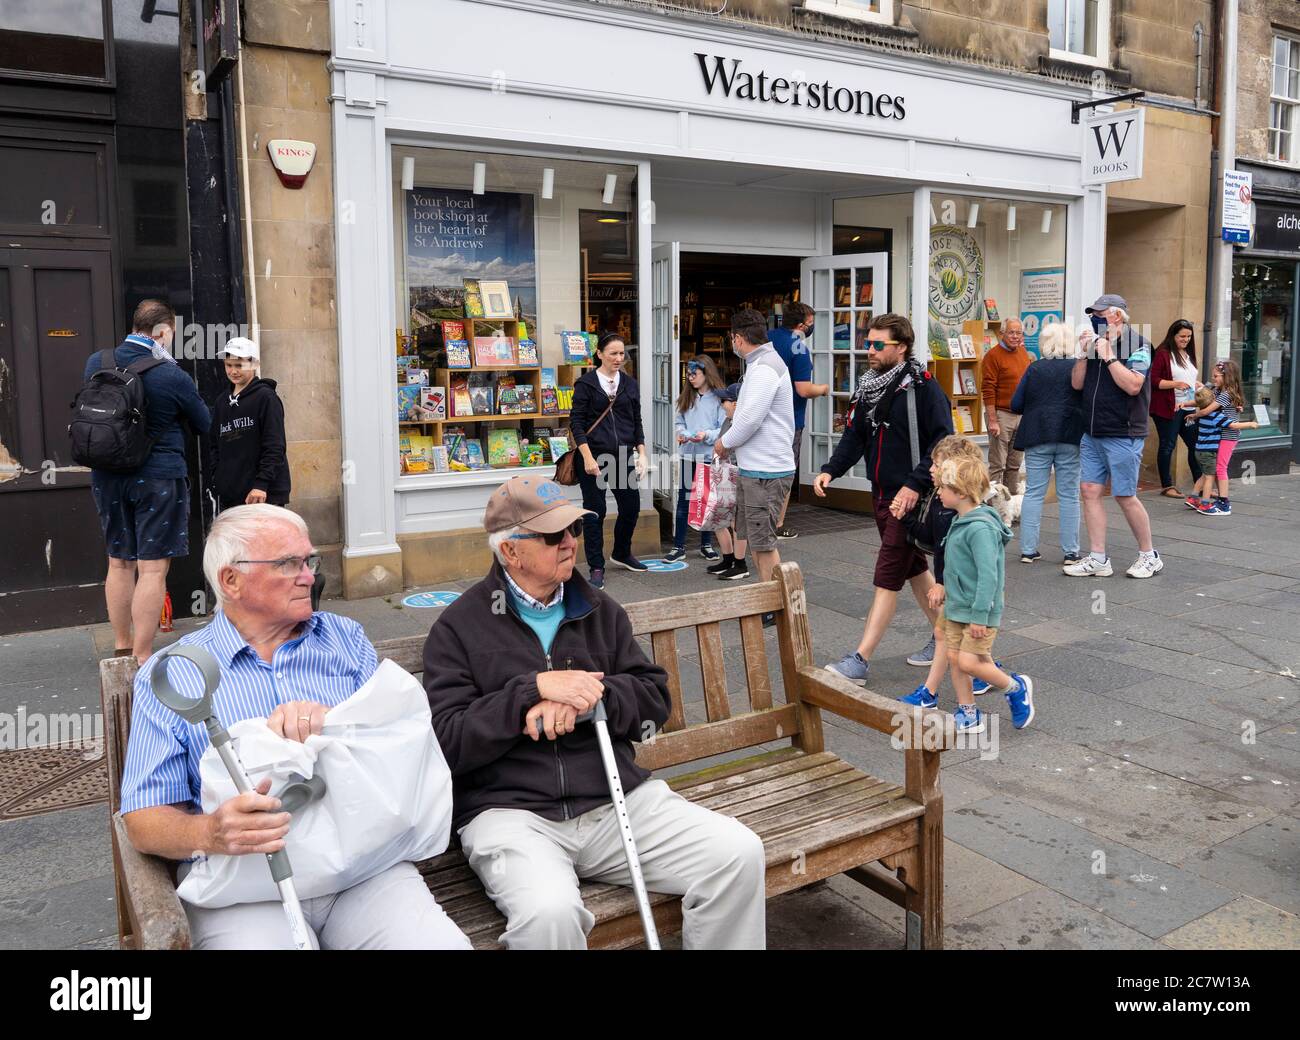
735, 474, 794, 552
938, 609, 999, 656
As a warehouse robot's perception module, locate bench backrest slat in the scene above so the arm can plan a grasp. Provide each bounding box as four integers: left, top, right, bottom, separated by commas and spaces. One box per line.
649, 630, 687, 733
696, 621, 731, 722
738, 614, 773, 710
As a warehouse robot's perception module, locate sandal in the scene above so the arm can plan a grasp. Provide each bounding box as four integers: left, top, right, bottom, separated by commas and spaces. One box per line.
1160, 487, 1183, 498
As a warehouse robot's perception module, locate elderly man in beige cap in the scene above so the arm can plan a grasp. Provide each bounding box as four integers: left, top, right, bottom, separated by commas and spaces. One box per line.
422, 476, 766, 949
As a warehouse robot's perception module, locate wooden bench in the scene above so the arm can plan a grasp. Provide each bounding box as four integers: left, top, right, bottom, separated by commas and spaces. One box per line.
100, 562, 956, 950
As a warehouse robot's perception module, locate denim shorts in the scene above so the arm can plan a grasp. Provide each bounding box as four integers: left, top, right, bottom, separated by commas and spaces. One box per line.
91, 474, 190, 560
1079, 434, 1143, 497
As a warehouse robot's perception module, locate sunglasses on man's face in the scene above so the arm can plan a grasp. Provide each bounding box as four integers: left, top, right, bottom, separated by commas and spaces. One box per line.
865, 339, 899, 351
508, 519, 584, 546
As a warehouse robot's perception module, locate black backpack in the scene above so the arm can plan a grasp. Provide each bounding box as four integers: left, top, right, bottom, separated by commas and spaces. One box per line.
68, 348, 167, 473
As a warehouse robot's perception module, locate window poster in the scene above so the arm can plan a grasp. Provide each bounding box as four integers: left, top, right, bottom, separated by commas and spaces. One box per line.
1019, 267, 1065, 358
405, 187, 537, 331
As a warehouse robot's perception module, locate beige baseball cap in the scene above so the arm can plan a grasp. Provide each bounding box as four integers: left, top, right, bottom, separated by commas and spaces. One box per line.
484, 476, 594, 534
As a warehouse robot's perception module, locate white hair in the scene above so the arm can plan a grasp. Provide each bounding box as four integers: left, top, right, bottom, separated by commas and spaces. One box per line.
204, 504, 309, 607
487, 526, 527, 565
1037, 321, 1075, 359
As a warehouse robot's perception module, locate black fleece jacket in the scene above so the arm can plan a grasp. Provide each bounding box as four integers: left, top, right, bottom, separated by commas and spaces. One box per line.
207, 378, 290, 506
569, 370, 645, 458
423, 562, 671, 831
822, 360, 953, 499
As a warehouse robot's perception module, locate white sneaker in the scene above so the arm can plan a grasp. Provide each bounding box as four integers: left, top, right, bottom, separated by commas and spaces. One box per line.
1063, 555, 1113, 577
1126, 553, 1164, 579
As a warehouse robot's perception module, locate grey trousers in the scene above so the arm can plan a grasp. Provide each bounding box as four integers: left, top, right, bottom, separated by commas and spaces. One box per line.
460, 778, 767, 950
987, 408, 1024, 495
184, 861, 472, 950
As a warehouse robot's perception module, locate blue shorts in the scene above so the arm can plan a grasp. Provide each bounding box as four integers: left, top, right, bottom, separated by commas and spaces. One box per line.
1079, 434, 1143, 497
91, 474, 190, 560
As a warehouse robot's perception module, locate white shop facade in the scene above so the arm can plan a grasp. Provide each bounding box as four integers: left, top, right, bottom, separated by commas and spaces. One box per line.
328, 0, 1103, 595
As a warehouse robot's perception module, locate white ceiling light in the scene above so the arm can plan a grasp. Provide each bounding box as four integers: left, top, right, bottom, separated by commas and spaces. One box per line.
472, 161, 486, 195
1006, 205, 1017, 232
400, 156, 414, 191
602, 173, 617, 205
541, 167, 554, 200
1041, 209, 1052, 234
966, 203, 980, 228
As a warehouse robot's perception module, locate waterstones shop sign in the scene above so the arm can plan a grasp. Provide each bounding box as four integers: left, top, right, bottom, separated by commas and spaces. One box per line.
695, 53, 906, 120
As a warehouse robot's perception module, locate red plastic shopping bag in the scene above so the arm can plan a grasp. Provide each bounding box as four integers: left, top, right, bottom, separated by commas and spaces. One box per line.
693, 458, 737, 531
686, 461, 712, 530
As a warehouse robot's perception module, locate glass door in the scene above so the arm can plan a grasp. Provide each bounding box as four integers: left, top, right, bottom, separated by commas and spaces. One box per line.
650, 242, 680, 499
800, 252, 889, 494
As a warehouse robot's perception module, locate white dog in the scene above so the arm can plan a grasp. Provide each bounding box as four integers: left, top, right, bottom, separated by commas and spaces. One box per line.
987, 482, 1023, 525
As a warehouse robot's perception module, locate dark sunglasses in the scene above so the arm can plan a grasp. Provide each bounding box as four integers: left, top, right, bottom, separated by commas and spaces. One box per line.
508, 519, 584, 546
865, 338, 898, 351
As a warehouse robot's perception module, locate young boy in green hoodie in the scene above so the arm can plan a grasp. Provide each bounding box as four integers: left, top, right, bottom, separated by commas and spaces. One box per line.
936, 457, 1036, 734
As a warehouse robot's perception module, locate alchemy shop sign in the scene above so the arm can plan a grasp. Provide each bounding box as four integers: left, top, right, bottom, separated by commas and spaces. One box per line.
695, 53, 907, 121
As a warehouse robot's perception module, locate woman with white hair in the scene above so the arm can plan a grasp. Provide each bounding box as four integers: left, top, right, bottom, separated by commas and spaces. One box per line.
1007, 320, 1085, 564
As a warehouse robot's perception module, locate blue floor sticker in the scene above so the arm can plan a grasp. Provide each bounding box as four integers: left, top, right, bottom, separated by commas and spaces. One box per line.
402, 590, 462, 608
641, 559, 688, 573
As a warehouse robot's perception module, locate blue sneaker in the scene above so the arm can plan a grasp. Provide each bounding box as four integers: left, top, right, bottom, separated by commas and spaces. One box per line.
1005, 673, 1035, 730
906, 635, 936, 667
663, 547, 687, 564
590, 567, 605, 590
952, 705, 985, 733
899, 684, 937, 708
826, 651, 869, 686
971, 661, 1005, 696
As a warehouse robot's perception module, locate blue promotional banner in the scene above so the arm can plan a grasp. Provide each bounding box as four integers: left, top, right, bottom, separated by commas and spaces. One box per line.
404, 187, 536, 326
1018, 267, 1066, 358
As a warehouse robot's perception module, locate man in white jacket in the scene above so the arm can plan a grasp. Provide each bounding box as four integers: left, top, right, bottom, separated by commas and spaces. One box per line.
713, 308, 796, 592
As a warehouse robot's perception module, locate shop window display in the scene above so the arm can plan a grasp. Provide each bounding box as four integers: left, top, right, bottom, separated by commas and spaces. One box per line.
391, 147, 638, 477
1231, 260, 1294, 440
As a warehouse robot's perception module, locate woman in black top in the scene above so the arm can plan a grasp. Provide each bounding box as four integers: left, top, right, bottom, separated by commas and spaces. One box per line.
569, 334, 648, 588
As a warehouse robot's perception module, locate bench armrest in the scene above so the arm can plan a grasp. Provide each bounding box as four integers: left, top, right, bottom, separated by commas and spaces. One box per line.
112, 813, 191, 950
797, 665, 959, 751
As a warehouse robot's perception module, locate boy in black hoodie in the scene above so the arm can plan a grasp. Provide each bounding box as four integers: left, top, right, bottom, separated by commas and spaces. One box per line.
208, 338, 290, 512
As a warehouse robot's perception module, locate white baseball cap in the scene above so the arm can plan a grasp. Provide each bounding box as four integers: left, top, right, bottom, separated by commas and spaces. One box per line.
221, 337, 260, 360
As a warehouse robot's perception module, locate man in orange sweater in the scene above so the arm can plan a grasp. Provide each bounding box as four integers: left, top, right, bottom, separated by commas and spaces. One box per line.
982, 317, 1032, 494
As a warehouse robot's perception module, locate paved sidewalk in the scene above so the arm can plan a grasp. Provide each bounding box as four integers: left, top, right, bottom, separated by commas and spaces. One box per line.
2, 476, 1298, 949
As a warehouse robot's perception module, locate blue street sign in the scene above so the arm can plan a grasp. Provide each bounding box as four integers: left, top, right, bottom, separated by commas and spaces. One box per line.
1222, 228, 1250, 244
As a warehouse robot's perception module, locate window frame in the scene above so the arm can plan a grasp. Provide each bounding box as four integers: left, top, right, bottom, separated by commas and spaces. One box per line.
1270, 33, 1300, 166
0, 0, 114, 87
802, 0, 895, 28
1047, 0, 1111, 69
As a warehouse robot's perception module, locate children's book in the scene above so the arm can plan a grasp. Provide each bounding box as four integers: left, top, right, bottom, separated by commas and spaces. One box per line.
959, 334, 977, 359
474, 335, 516, 367
960, 370, 978, 395
540, 385, 559, 414
516, 339, 539, 366
983, 298, 1000, 322
421, 386, 447, 421
487, 428, 522, 467
469, 373, 494, 416
430, 446, 450, 473
445, 339, 471, 368
478, 280, 513, 319
515, 383, 537, 415
547, 436, 571, 462
556, 386, 574, 411
451, 378, 472, 418
463, 279, 485, 318
397, 385, 421, 421
495, 375, 520, 415
521, 442, 544, 467
465, 439, 488, 470
946, 337, 961, 360
441, 320, 466, 343
540, 366, 558, 389
444, 427, 469, 466
405, 368, 429, 386
561, 331, 590, 363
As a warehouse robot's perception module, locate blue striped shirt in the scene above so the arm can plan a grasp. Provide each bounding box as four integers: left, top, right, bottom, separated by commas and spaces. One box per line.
120, 610, 378, 814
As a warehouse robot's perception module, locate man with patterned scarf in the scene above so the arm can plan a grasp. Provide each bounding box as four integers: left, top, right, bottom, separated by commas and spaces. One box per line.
812, 313, 954, 685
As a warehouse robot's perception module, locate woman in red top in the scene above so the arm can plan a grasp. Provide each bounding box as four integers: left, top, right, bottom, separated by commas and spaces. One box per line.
1148, 319, 1202, 497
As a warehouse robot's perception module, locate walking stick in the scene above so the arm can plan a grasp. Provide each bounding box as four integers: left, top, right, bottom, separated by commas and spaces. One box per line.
150, 644, 319, 950
538, 700, 661, 949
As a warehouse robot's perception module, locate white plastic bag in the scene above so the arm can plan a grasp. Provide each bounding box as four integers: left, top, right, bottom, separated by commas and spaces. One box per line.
177, 659, 452, 908
692, 457, 738, 532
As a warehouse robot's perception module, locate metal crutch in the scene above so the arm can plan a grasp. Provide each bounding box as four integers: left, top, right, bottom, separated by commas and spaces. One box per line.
539, 700, 661, 949
151, 644, 321, 951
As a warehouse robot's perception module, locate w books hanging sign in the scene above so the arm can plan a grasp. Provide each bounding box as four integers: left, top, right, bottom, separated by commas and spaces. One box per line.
1081, 108, 1145, 185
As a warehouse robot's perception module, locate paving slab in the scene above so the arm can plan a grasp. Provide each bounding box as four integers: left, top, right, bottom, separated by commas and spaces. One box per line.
1100, 674, 1300, 735
948, 730, 1276, 863
1179, 817, 1300, 915
0, 805, 112, 899
1001, 644, 1165, 694
766, 878, 908, 950
946, 886, 1165, 950
945, 795, 1235, 938
1159, 896, 1300, 950
0, 873, 116, 950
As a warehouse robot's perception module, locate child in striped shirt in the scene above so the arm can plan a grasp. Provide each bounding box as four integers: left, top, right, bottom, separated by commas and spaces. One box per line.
1185, 368, 1257, 516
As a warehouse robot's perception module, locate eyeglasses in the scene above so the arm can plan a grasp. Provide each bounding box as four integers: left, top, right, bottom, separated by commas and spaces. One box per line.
235, 554, 322, 576
507, 520, 584, 546
865, 339, 898, 351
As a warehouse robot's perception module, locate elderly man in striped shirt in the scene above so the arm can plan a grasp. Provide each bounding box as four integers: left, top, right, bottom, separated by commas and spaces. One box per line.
120, 504, 469, 950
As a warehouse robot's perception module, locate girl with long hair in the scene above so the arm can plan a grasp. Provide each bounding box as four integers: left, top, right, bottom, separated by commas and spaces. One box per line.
1148, 318, 1202, 497
667, 355, 726, 564
1185, 360, 1254, 516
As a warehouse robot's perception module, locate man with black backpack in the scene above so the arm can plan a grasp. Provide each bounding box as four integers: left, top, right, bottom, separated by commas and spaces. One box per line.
811, 313, 953, 687
73, 299, 209, 664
